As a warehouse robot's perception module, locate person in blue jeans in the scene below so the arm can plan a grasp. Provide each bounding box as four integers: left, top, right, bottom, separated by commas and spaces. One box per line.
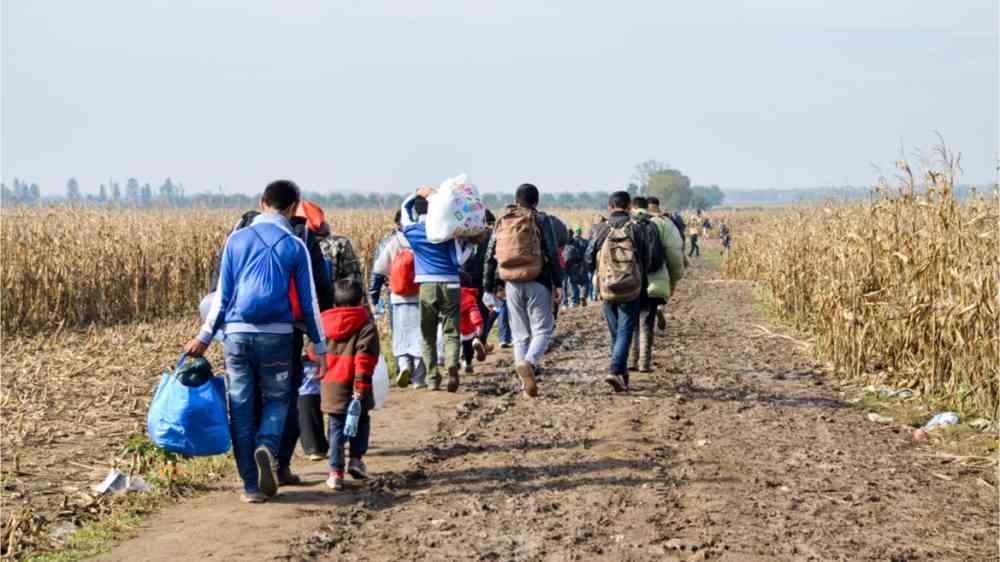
585, 191, 662, 392
186, 180, 327, 504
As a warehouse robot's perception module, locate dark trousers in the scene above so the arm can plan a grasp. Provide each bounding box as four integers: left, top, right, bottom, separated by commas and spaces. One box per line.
277, 331, 304, 470
297, 394, 328, 455
689, 238, 700, 257
461, 338, 474, 364
603, 300, 640, 382
477, 296, 496, 344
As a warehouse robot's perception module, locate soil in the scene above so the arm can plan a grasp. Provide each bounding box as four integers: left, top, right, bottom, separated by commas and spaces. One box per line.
53, 249, 1000, 561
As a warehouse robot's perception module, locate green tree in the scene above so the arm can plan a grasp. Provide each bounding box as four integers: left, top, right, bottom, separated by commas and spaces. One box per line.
646, 171, 692, 210
633, 160, 670, 194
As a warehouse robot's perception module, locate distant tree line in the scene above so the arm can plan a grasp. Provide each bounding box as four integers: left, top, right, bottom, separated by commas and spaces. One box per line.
2, 164, 729, 211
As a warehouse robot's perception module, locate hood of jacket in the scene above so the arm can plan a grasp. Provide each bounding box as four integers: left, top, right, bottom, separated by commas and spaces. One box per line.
608, 210, 632, 227
321, 306, 370, 340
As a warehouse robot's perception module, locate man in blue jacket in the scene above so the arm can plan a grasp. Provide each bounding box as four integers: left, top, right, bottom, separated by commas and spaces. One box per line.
401, 191, 473, 393
185, 180, 327, 504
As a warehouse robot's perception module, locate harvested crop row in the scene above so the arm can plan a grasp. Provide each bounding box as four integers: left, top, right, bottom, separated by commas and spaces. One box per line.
724, 155, 999, 417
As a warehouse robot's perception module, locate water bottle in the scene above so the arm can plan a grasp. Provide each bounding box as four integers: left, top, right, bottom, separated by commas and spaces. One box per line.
344, 398, 361, 437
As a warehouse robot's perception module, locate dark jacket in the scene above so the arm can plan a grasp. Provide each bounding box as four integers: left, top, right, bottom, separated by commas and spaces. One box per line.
585, 210, 664, 299
461, 229, 491, 290
320, 306, 379, 415
564, 235, 589, 284
291, 217, 334, 313
483, 206, 563, 293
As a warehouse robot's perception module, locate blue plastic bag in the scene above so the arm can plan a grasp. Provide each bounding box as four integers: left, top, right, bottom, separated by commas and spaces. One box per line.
147, 354, 231, 456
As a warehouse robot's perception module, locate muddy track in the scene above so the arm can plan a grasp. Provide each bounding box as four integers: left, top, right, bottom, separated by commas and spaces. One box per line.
104, 253, 998, 562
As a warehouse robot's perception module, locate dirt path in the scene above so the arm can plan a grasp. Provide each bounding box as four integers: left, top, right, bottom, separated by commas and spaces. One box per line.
99, 251, 998, 562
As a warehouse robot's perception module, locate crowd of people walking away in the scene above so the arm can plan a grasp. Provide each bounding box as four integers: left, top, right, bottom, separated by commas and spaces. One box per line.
182, 178, 727, 503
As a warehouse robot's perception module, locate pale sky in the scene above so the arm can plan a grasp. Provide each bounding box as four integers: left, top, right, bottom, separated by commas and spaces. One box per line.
2, 1, 997, 196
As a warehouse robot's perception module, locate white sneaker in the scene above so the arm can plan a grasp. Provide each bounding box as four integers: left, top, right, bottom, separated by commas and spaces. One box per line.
326, 473, 344, 490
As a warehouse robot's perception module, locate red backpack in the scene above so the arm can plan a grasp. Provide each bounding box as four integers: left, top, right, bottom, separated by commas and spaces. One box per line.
389, 249, 419, 296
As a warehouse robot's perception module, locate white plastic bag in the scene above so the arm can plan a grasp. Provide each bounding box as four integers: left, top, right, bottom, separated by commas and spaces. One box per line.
373, 355, 389, 410
425, 173, 487, 243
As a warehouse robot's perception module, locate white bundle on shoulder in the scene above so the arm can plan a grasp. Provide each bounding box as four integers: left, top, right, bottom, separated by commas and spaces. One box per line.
425, 173, 487, 243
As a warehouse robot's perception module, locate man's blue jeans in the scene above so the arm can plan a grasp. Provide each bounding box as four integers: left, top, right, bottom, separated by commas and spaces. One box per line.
223, 332, 293, 493
603, 300, 640, 377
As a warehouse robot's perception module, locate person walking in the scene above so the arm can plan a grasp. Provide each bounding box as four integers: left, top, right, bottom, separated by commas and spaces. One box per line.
719, 221, 732, 254
319, 279, 380, 491
585, 191, 662, 392
563, 226, 589, 307
461, 210, 498, 351
186, 180, 327, 503
277, 200, 335, 481
369, 210, 427, 388
628, 196, 676, 373
688, 227, 701, 257
483, 184, 563, 398
401, 191, 473, 392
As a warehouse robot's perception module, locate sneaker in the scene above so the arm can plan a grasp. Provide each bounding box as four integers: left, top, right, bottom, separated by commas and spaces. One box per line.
326, 471, 344, 490
604, 374, 627, 393
307, 453, 327, 462
347, 458, 369, 480
430, 375, 442, 391
410, 381, 428, 389
638, 365, 653, 373
499, 342, 512, 349
483, 342, 495, 353
276, 467, 302, 486
446, 367, 460, 393
656, 309, 667, 331
515, 363, 538, 398
395, 367, 412, 388
240, 491, 267, 503
473, 339, 487, 362
254, 446, 278, 497
464, 362, 474, 375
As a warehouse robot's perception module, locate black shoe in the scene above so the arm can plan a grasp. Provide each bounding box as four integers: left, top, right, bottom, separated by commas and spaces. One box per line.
254, 446, 278, 497
276, 467, 302, 486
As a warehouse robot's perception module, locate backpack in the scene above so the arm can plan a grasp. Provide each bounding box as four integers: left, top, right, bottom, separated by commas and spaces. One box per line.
597, 222, 642, 304
320, 235, 362, 284
389, 248, 419, 296
495, 207, 543, 282
563, 242, 581, 267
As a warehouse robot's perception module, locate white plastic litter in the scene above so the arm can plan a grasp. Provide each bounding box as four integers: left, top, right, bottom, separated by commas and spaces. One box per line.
373, 355, 389, 410
92, 469, 150, 495
923, 412, 960, 431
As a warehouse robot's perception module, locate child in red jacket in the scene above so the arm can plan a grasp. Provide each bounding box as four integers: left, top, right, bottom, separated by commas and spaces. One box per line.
320, 279, 380, 491
460, 286, 487, 374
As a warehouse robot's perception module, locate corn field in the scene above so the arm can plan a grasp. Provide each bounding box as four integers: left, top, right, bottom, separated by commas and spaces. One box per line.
0, 208, 394, 336
1, 207, 599, 337
724, 154, 1000, 417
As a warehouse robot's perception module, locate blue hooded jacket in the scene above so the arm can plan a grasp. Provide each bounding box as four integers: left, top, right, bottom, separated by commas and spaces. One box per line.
197, 213, 326, 354
400, 194, 471, 284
